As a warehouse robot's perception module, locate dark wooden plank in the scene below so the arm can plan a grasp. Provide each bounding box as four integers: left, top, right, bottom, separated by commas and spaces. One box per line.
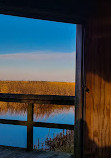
0, 0, 93, 24
0, 119, 27, 126
27, 103, 34, 151
0, 1, 111, 24
74, 24, 84, 158
0, 118, 74, 130
0, 93, 75, 105
33, 122, 74, 130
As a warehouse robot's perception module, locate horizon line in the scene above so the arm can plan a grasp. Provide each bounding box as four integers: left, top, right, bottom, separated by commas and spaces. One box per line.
0, 80, 75, 83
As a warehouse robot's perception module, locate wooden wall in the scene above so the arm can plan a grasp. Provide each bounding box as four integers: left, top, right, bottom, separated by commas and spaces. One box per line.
84, 17, 111, 158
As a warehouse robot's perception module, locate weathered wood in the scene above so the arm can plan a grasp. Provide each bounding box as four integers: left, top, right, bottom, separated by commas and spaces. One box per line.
27, 104, 34, 151
84, 17, 111, 158
0, 145, 73, 158
0, 93, 75, 105
0, 119, 27, 126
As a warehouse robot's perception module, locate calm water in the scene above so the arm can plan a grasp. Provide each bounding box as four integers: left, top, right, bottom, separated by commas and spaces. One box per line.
0, 103, 74, 149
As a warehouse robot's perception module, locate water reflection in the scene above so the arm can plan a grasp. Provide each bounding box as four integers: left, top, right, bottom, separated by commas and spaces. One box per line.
0, 102, 74, 124
0, 102, 74, 153
0, 124, 27, 148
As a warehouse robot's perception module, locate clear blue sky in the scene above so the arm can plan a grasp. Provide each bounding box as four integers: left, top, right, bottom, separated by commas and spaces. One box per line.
0, 14, 76, 82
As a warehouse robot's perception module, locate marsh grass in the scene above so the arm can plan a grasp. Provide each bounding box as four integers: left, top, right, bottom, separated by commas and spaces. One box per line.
0, 81, 75, 96
34, 130, 74, 153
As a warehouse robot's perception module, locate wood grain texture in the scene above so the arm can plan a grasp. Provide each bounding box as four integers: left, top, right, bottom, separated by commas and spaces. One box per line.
84, 16, 111, 158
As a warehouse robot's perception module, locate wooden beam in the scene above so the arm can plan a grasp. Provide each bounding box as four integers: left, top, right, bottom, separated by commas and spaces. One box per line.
33, 122, 74, 130
0, 0, 84, 23
74, 24, 84, 158
0, 0, 110, 24
27, 103, 34, 151
0, 119, 74, 130
0, 119, 27, 126
0, 93, 75, 105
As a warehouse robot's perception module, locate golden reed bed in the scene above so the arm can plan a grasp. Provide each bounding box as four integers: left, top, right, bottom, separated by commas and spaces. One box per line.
0, 81, 75, 96
0, 81, 75, 118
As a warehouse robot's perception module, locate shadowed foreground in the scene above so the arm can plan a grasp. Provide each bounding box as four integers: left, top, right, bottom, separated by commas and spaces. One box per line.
0, 146, 74, 158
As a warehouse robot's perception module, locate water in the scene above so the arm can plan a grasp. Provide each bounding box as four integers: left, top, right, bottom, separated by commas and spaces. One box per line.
0, 102, 74, 150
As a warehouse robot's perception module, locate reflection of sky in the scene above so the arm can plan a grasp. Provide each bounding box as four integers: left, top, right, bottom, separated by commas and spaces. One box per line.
0, 107, 74, 148
0, 107, 74, 124
0, 14, 76, 82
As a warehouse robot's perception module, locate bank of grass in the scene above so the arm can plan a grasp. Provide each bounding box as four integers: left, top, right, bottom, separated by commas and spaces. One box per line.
0, 81, 75, 96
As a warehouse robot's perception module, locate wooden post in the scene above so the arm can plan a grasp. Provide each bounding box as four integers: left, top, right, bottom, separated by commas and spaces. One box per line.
27, 103, 34, 151
74, 24, 84, 158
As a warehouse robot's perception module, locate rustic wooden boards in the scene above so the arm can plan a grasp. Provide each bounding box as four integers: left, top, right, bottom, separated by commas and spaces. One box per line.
0, 145, 74, 158
84, 17, 111, 158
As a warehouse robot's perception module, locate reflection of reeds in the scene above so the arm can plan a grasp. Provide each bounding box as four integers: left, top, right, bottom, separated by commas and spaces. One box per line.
0, 81, 75, 118
34, 104, 74, 119
0, 102, 74, 119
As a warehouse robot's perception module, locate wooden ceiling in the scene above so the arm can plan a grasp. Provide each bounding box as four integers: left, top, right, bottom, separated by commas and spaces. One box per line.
0, 0, 110, 23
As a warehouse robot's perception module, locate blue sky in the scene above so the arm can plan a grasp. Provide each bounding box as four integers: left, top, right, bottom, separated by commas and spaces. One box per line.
0, 14, 76, 82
